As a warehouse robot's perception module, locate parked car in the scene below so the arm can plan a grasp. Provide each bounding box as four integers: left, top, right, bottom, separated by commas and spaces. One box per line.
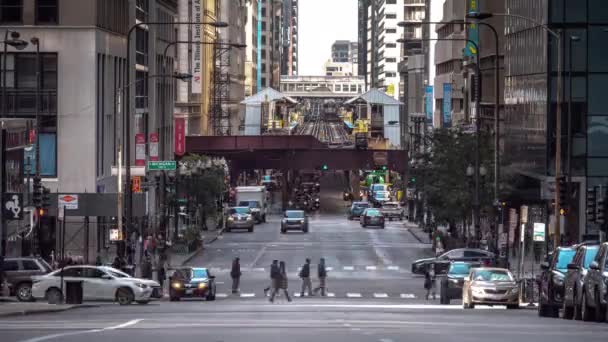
31, 265, 160, 305
440, 261, 480, 305
347, 201, 370, 220
538, 246, 576, 317
580, 242, 608, 322
360, 208, 385, 228
562, 243, 599, 319
169, 267, 216, 301
281, 210, 309, 233
380, 202, 404, 221
2, 257, 53, 301
226, 207, 255, 232
462, 267, 519, 309
411, 248, 495, 275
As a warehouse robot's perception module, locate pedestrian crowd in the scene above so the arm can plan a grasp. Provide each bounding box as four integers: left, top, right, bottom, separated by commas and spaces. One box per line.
230, 257, 329, 302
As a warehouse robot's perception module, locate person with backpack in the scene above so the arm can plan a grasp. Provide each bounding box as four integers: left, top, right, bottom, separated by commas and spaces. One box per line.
313, 258, 327, 296
299, 258, 312, 297
270, 261, 292, 302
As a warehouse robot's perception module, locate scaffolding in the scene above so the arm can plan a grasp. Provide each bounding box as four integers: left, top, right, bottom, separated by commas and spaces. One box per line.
211, 41, 232, 136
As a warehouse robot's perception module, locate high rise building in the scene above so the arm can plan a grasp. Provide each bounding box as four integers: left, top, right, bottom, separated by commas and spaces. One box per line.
281, 0, 298, 76
433, 0, 465, 127
245, 0, 259, 97
362, 0, 405, 99
257, 0, 283, 89
326, 40, 358, 76
357, 0, 370, 80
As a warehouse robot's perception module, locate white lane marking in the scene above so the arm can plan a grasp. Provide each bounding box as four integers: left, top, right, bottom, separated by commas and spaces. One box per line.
104, 319, 143, 331
326, 267, 334, 271
20, 319, 143, 342
240, 293, 256, 298
327, 293, 335, 297
252, 268, 265, 272
216, 293, 228, 298
294, 293, 301, 297
387, 266, 400, 271
373, 293, 389, 298
346, 293, 362, 298
343, 266, 354, 271
379, 339, 394, 342
215, 281, 225, 285
400, 294, 416, 299
366, 266, 377, 270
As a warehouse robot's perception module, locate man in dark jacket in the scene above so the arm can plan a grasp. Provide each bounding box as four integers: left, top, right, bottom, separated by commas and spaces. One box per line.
264, 260, 279, 296
230, 257, 241, 294
313, 258, 327, 296
299, 258, 312, 297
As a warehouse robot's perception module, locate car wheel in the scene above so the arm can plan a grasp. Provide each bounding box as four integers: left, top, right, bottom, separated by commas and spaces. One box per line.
226, 227, 231, 233
136, 300, 150, 305
303, 228, 308, 233
116, 287, 134, 305
388, 217, 392, 222
573, 294, 583, 320
380, 224, 385, 229
169, 296, 180, 301
347, 215, 353, 220
562, 300, 574, 319
281, 229, 286, 234
361, 223, 366, 228
581, 290, 593, 321
507, 304, 519, 310
248, 226, 254, 233
399, 215, 404, 221
16, 282, 33, 302
46, 288, 63, 304
206, 292, 216, 301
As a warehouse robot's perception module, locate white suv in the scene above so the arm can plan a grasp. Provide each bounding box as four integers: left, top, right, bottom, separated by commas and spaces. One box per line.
31, 265, 160, 305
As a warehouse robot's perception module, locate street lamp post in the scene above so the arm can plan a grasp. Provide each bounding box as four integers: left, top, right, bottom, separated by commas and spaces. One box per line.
567, 36, 580, 211
468, 12, 563, 250
123, 21, 227, 255
398, 35, 483, 243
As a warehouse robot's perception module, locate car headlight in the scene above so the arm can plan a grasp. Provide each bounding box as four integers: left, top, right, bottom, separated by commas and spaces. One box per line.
247, 215, 253, 220
172, 282, 182, 289
228, 217, 234, 222
553, 274, 564, 286
299, 220, 305, 224
198, 283, 207, 289
135, 283, 148, 289
509, 287, 520, 295
251, 208, 260, 212
449, 278, 460, 284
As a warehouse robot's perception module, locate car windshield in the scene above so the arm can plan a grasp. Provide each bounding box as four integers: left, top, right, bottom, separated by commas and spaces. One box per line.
366, 209, 381, 216
583, 247, 599, 269
238, 201, 260, 208
192, 269, 208, 279
449, 263, 472, 275
472, 269, 513, 282
555, 249, 576, 271
38, 259, 53, 273
372, 184, 385, 191
105, 268, 130, 278
354, 202, 369, 208
383, 203, 398, 209
375, 191, 389, 197
230, 207, 250, 215
285, 211, 304, 218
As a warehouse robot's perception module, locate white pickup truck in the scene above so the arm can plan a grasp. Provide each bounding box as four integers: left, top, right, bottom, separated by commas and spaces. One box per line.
380, 202, 405, 221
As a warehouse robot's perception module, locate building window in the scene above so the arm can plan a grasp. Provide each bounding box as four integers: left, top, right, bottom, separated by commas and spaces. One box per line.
261, 21, 266, 30
1, 0, 22, 23
386, 28, 397, 34
386, 72, 396, 78
136, 0, 149, 22
261, 77, 267, 87
261, 63, 266, 72
386, 0, 396, 4
261, 49, 266, 59
135, 70, 148, 109
386, 58, 397, 63
36, 0, 57, 24
136, 27, 149, 66
386, 43, 397, 48
261, 35, 266, 45
386, 13, 397, 19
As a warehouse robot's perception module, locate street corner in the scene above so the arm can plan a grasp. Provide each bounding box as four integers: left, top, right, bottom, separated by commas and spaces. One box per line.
0, 302, 100, 318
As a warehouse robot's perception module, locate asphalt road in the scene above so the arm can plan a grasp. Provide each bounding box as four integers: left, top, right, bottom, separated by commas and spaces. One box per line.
3, 175, 606, 341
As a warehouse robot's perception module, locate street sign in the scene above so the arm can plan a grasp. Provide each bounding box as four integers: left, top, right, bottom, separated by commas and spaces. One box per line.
109, 229, 123, 241
148, 161, 177, 171
132, 176, 141, 193
533, 222, 546, 242
58, 194, 79, 210
3, 193, 23, 220
373, 151, 387, 166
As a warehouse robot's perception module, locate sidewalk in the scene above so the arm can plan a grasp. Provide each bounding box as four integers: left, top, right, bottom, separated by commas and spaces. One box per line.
0, 301, 98, 318
168, 226, 225, 267
403, 221, 432, 244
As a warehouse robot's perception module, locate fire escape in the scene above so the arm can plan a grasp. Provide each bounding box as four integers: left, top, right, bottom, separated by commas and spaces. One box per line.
211, 41, 232, 136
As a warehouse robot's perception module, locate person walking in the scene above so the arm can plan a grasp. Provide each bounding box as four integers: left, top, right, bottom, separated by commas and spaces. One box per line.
264, 260, 279, 296
313, 258, 327, 296
299, 258, 312, 297
231, 257, 242, 294
270, 261, 292, 302
424, 263, 437, 300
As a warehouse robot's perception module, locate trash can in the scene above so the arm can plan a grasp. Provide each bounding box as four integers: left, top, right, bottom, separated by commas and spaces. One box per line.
65, 280, 83, 304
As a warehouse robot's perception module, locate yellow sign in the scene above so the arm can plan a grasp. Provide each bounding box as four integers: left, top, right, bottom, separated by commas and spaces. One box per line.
386, 84, 395, 96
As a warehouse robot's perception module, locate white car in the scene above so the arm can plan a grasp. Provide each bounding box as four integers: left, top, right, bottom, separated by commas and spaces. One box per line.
31, 265, 161, 305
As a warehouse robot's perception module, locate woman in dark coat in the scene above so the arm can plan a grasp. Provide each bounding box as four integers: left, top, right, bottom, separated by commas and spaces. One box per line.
424, 263, 437, 300
270, 261, 292, 302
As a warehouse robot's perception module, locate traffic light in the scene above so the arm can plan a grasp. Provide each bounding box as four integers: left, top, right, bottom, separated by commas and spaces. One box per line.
587, 187, 597, 223
597, 195, 606, 224
42, 187, 51, 209
558, 176, 568, 212
320, 164, 329, 171
32, 176, 42, 208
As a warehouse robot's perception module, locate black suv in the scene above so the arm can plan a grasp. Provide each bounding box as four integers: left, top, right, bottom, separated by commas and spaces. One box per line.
562, 244, 599, 319
538, 246, 576, 317
411, 248, 495, 275
2, 257, 53, 301
440, 261, 480, 305
580, 242, 608, 322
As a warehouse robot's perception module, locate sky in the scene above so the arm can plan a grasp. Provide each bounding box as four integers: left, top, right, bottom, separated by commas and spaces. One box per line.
299, 0, 358, 75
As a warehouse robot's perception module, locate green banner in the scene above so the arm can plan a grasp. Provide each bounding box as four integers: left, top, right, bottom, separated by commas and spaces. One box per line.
465, 0, 479, 56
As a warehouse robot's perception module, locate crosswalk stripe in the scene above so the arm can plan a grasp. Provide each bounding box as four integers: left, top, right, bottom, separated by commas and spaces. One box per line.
326, 267, 334, 271
343, 266, 354, 271
240, 293, 256, 298
387, 266, 400, 271
327, 293, 335, 297
400, 294, 416, 299
216, 293, 228, 298
346, 293, 362, 298
366, 266, 377, 271
252, 268, 265, 272
373, 293, 389, 298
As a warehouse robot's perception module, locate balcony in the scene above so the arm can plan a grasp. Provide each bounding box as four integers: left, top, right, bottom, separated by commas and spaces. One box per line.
404, 0, 426, 6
